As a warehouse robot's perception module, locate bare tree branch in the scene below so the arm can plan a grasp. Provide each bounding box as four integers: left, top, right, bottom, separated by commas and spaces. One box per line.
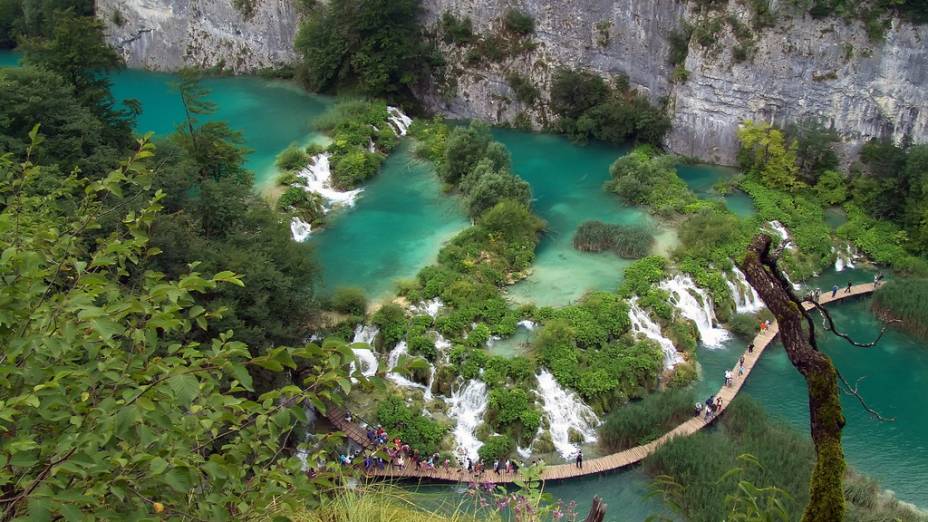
836, 373, 895, 422
803, 299, 900, 348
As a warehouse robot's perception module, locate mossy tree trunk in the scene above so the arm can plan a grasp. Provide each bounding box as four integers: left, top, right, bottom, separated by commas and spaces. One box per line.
740, 234, 845, 522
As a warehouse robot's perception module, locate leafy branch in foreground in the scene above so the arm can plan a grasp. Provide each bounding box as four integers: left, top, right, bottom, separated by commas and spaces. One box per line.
0, 132, 357, 519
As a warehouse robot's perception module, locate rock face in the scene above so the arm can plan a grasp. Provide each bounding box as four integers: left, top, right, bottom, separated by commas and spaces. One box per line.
95, 0, 927, 164
95, 0, 300, 73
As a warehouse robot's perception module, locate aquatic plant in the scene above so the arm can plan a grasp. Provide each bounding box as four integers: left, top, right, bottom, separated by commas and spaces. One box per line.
598, 389, 695, 452
572, 220, 653, 259
871, 279, 928, 339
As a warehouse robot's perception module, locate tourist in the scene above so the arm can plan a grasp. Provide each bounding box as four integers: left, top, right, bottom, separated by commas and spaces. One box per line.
575, 449, 583, 469
814, 288, 821, 302
443, 458, 450, 471
831, 284, 838, 298
759, 320, 767, 333
511, 460, 520, 474
694, 401, 703, 417
493, 459, 501, 475
467, 457, 473, 473
505, 459, 512, 473
739, 361, 745, 376
343, 410, 353, 423
716, 397, 723, 410
724, 370, 733, 386
845, 280, 852, 294
748, 342, 755, 353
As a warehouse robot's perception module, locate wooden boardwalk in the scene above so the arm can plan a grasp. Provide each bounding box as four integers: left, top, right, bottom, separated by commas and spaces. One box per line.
329, 283, 877, 483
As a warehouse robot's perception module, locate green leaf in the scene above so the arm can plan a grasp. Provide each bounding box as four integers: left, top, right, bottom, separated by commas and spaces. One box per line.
168, 374, 200, 406
149, 456, 169, 475
212, 271, 245, 287
162, 467, 194, 493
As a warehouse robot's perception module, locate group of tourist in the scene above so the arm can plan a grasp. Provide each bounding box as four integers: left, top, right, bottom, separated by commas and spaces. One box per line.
464, 456, 523, 476
695, 395, 724, 421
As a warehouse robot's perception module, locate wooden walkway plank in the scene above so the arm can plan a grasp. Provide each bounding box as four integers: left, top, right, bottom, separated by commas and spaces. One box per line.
326, 283, 876, 483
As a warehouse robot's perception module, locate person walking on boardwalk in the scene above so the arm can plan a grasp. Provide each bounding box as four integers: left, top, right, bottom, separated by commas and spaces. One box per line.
575, 449, 583, 469
831, 284, 838, 298
748, 342, 754, 353
845, 280, 852, 294
493, 459, 501, 475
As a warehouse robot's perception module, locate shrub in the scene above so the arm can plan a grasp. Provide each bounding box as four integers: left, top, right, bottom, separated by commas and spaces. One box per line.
598, 389, 695, 452
478, 434, 515, 461
503, 9, 535, 35
331, 149, 383, 189
506, 72, 539, 105
376, 396, 448, 455
608, 147, 695, 215
331, 287, 367, 315
276, 144, 311, 172
440, 11, 474, 45
371, 304, 407, 349
572, 221, 654, 259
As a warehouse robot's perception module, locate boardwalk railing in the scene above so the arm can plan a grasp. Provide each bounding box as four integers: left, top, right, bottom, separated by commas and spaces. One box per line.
327, 283, 877, 483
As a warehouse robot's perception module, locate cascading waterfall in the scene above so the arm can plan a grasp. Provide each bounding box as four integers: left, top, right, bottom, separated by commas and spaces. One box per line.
446, 379, 489, 461
833, 244, 856, 272
659, 274, 730, 348
411, 298, 444, 318
348, 325, 380, 379
726, 266, 764, 314
766, 220, 795, 250
385, 341, 430, 393
289, 217, 312, 242
387, 106, 413, 136
296, 154, 363, 210
535, 370, 600, 460
627, 298, 682, 370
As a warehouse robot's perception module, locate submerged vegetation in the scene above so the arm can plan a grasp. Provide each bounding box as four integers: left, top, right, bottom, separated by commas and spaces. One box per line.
572, 220, 653, 259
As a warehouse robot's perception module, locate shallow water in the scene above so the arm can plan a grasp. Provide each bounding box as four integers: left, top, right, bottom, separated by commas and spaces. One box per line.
310, 145, 468, 300
676, 163, 756, 217
491, 130, 657, 306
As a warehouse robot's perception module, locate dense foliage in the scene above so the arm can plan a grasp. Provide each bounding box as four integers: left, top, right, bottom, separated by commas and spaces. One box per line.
293, 0, 436, 98
607, 147, 700, 216
0, 133, 357, 518
599, 389, 695, 451
0, 0, 94, 49
376, 396, 449, 455
549, 68, 671, 146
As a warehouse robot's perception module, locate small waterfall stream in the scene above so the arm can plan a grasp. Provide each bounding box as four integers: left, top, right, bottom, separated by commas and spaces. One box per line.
387, 106, 413, 136
726, 266, 764, 314
289, 217, 312, 242
766, 220, 795, 250
535, 370, 600, 460
411, 297, 444, 318
446, 379, 489, 461
659, 274, 730, 348
296, 153, 363, 210
348, 325, 380, 379
834, 244, 857, 272
628, 298, 683, 369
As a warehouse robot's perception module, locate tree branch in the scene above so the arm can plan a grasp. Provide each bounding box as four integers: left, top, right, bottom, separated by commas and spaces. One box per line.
836, 373, 895, 422
803, 299, 900, 348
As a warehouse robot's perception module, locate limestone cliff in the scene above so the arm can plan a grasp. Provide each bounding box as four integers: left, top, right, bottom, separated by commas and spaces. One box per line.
95, 0, 927, 165
95, 0, 300, 73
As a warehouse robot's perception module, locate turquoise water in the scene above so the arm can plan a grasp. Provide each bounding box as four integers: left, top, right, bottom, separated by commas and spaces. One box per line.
491, 130, 659, 306
0, 50, 19, 67
676, 163, 756, 218
311, 145, 468, 300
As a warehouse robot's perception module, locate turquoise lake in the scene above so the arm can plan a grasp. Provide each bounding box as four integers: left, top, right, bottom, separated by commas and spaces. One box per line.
3, 50, 926, 517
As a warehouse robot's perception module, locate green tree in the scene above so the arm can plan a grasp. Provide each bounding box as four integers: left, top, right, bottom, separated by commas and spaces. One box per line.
738, 121, 803, 191
441, 122, 491, 184
0, 135, 356, 519
294, 0, 434, 98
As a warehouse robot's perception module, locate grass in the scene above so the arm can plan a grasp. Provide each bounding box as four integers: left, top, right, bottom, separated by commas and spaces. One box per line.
598, 389, 695, 452
572, 221, 654, 259
871, 279, 928, 340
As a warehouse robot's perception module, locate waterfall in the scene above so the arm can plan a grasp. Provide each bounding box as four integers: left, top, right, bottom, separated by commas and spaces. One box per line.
628, 297, 682, 370
387, 106, 413, 136
834, 244, 856, 271
726, 266, 764, 314
348, 325, 380, 379
766, 220, 795, 250
289, 217, 312, 242
535, 370, 600, 460
385, 341, 430, 393
296, 154, 363, 210
659, 274, 730, 348
517, 319, 537, 330
446, 379, 489, 461
834, 246, 845, 272
411, 298, 444, 318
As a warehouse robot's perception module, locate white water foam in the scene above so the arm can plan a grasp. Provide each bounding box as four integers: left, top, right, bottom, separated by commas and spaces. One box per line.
834, 244, 856, 272
767, 220, 795, 250
726, 266, 764, 314
348, 325, 380, 379
296, 154, 363, 210
628, 297, 682, 370
535, 370, 600, 460
290, 217, 312, 242
411, 298, 444, 318
659, 274, 731, 348
387, 106, 413, 136
446, 379, 489, 461
385, 341, 431, 393
517, 320, 537, 330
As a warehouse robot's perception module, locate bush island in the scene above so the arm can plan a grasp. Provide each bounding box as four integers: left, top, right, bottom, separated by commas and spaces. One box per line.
331, 287, 367, 315
573, 220, 654, 259
871, 279, 928, 340
607, 147, 696, 216
276, 144, 310, 171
